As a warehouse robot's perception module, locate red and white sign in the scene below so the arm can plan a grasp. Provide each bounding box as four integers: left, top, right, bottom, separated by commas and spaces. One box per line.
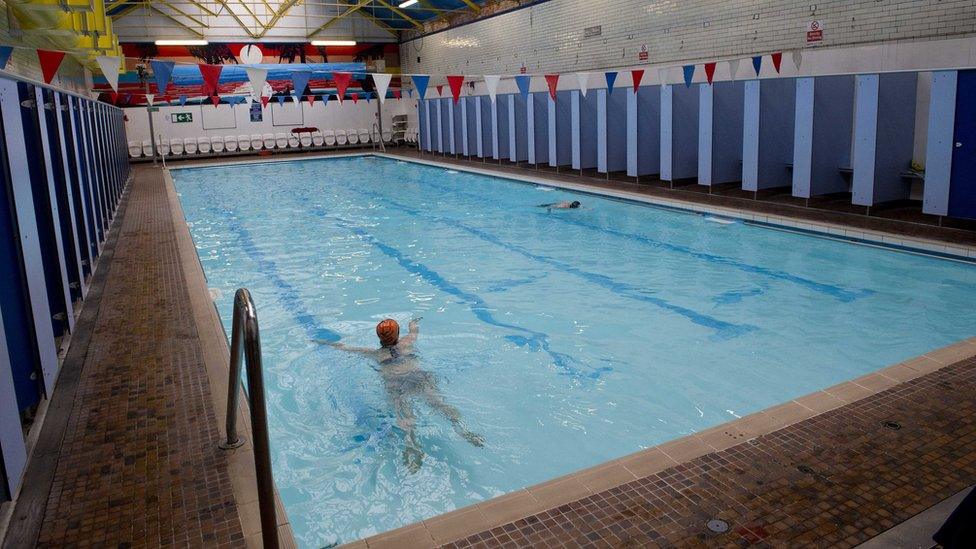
638, 43, 649, 61
519, 63, 527, 74
806, 20, 824, 44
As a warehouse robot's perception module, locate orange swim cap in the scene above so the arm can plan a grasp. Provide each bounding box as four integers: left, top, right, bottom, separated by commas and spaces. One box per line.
376, 319, 400, 346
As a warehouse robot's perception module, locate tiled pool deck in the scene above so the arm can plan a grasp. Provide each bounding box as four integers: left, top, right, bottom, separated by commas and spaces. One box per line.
5, 155, 974, 549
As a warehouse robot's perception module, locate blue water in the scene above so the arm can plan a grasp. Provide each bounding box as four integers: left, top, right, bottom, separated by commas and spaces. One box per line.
174, 156, 976, 547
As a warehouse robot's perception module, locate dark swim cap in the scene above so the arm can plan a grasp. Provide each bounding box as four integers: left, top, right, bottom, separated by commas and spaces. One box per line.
570, 201, 581, 208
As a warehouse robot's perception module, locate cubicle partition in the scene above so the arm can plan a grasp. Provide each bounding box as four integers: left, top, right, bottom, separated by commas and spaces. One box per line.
661, 84, 700, 183
509, 94, 529, 163
743, 78, 796, 192
419, 100, 431, 152
478, 96, 492, 159
792, 75, 856, 198
492, 95, 510, 160
0, 72, 129, 502
460, 98, 472, 156
572, 90, 598, 172
527, 92, 549, 166
548, 90, 573, 168
451, 99, 465, 156
439, 98, 452, 154
699, 80, 744, 186
627, 85, 661, 179
598, 88, 628, 175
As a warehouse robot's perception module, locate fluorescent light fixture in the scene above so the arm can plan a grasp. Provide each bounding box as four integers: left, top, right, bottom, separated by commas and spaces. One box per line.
154, 39, 209, 46
310, 40, 357, 46
399, 0, 419, 7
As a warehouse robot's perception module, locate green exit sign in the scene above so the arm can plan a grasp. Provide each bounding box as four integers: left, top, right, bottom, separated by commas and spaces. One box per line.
171, 112, 192, 123
147, 106, 159, 112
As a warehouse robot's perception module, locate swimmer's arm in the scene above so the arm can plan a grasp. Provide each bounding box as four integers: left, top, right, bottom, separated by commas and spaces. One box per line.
400, 317, 421, 346
316, 340, 376, 356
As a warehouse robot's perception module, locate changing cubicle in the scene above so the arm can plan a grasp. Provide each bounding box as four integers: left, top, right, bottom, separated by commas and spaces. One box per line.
924, 69, 976, 219
509, 93, 529, 163
598, 88, 628, 175
549, 90, 573, 169
661, 83, 700, 183
492, 95, 510, 160
527, 92, 549, 166
699, 80, 744, 186
627, 85, 661, 180
478, 95, 492, 159
439, 98, 452, 154
572, 90, 598, 173
461, 97, 475, 156
792, 75, 856, 199
743, 78, 796, 192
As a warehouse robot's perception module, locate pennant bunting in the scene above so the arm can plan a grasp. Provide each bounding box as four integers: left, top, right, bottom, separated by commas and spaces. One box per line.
752, 55, 763, 76
245, 67, 268, 100
293, 94, 302, 108
150, 60, 175, 94
37, 50, 66, 84
484, 75, 501, 103
199, 64, 223, 95
145, 93, 154, 106
276, 95, 286, 106
682, 65, 695, 87
771, 52, 783, 73
729, 58, 741, 81
321, 94, 329, 107
96, 55, 121, 91
291, 69, 311, 98
210, 95, 220, 107
576, 72, 591, 97
393, 89, 401, 100
0, 46, 12, 71
333, 71, 352, 103
792, 50, 803, 70
605, 72, 618, 94
260, 95, 270, 107
435, 85, 443, 98
544, 74, 559, 100
412, 75, 429, 99
306, 94, 315, 106
447, 75, 465, 104
407, 89, 413, 98
177, 94, 186, 106
631, 69, 644, 93
704, 62, 717, 84
351, 92, 359, 104
514, 74, 531, 100
364, 92, 371, 103
371, 73, 392, 104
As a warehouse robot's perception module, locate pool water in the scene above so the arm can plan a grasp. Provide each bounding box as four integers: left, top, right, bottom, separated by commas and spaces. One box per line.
174, 156, 976, 547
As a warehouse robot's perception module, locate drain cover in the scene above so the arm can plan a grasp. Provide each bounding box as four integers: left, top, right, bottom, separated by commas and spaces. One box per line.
882, 420, 902, 431
706, 519, 729, 533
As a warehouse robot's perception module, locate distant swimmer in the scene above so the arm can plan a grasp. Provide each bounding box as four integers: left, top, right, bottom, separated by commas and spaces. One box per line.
321, 318, 484, 472
538, 200, 581, 212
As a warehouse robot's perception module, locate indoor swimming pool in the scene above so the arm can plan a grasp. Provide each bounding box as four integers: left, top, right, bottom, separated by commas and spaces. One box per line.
173, 155, 976, 547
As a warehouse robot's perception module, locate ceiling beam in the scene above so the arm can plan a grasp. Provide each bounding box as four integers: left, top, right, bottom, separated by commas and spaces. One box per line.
458, 0, 481, 13
256, 0, 302, 38
155, 0, 210, 28
372, 0, 422, 29
184, 0, 218, 17
354, 9, 399, 37
214, 0, 258, 38
306, 0, 371, 37
148, 5, 206, 37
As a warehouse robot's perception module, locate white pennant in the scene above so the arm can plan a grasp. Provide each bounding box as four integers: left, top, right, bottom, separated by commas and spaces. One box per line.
576, 72, 591, 97
145, 93, 154, 106
245, 67, 268, 101
294, 94, 302, 108
484, 75, 501, 103
371, 73, 392, 104
729, 59, 740, 81
793, 50, 803, 70
96, 55, 121, 92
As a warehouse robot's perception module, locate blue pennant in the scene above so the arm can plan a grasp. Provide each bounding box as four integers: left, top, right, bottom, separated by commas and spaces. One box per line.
150, 60, 175, 94
682, 65, 695, 87
752, 55, 763, 76
412, 75, 429, 100
0, 46, 13, 71
178, 94, 187, 106
514, 74, 531, 100
605, 72, 618, 94
291, 69, 311, 98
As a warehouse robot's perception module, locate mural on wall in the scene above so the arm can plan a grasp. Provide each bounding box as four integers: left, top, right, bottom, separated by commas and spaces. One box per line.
95, 42, 400, 106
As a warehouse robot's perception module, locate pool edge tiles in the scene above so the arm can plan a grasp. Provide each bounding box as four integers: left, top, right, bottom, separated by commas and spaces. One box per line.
340, 337, 976, 549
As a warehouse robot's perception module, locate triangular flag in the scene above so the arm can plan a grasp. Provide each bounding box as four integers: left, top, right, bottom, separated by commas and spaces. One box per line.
306, 94, 315, 106
96, 55, 121, 92
276, 95, 286, 106
729, 59, 741, 81
246, 67, 268, 100
37, 50, 66, 84
752, 56, 763, 76
260, 95, 270, 107
407, 89, 413, 98
291, 69, 311, 98
412, 75, 429, 100
371, 73, 392, 104
199, 64, 223, 95
771, 52, 783, 74
210, 95, 220, 107
435, 85, 443, 98
631, 70, 644, 93
145, 93, 154, 106
351, 92, 359, 104
605, 72, 617, 94
792, 50, 803, 70
484, 75, 501, 103
704, 62, 717, 84
321, 94, 329, 107
447, 75, 464, 104
576, 73, 591, 97
514, 74, 531, 100
0, 46, 12, 71
178, 94, 187, 106
333, 71, 352, 103
544, 74, 559, 100
682, 65, 695, 87
150, 60, 175, 94
393, 89, 401, 100
108, 92, 119, 105
293, 94, 302, 108
364, 92, 371, 103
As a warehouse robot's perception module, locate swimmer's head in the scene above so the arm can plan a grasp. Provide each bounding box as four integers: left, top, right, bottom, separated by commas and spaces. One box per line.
570, 201, 581, 208
376, 319, 400, 347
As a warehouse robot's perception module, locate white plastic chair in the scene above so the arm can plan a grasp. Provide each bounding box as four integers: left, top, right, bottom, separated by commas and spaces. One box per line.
358, 128, 370, 143
225, 135, 239, 152
141, 140, 152, 156
335, 130, 348, 145
299, 132, 312, 147
382, 130, 393, 143
347, 130, 359, 145
238, 134, 251, 151
198, 137, 212, 154
288, 133, 300, 148
128, 140, 143, 157
275, 133, 288, 148
170, 138, 184, 155
212, 136, 226, 153
263, 133, 275, 149
324, 130, 336, 146
157, 138, 170, 156
252, 134, 264, 150
184, 137, 198, 154
311, 131, 325, 146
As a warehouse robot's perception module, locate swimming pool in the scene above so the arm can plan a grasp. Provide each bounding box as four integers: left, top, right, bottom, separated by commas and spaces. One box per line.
173, 155, 976, 547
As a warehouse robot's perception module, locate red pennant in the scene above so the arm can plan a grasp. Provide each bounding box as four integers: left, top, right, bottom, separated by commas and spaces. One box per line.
771, 52, 783, 73
447, 75, 464, 104
210, 95, 220, 107
630, 70, 644, 93
704, 63, 717, 84
393, 89, 401, 100
109, 92, 119, 105
351, 92, 359, 104
306, 94, 315, 106
436, 85, 444, 98
260, 96, 270, 107
37, 50, 66, 84
544, 74, 559, 100
333, 72, 351, 103
199, 64, 223, 95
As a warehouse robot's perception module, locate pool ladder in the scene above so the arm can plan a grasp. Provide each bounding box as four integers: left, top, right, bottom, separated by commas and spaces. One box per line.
372, 122, 385, 153
220, 288, 279, 548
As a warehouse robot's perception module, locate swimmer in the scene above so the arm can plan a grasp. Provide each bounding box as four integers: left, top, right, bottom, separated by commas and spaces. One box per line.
321, 318, 484, 472
538, 200, 581, 212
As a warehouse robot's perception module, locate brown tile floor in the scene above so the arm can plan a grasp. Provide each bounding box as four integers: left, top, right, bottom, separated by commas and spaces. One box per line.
442, 357, 976, 548
29, 166, 245, 547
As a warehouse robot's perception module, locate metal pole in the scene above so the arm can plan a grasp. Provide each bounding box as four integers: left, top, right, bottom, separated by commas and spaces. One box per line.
143, 78, 158, 165
375, 93, 386, 152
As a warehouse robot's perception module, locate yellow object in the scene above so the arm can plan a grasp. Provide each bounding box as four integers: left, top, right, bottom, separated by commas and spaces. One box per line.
8, 0, 122, 70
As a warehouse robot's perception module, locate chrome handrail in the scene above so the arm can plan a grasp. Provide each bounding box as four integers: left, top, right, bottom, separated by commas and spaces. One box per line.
372, 122, 385, 153
220, 288, 279, 549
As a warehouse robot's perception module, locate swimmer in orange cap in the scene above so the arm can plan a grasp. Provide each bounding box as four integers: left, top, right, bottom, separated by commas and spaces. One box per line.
323, 317, 484, 472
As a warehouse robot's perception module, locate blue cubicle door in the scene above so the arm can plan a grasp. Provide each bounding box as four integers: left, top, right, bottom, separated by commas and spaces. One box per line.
69, 97, 99, 264
478, 96, 492, 158
598, 88, 627, 174
527, 92, 549, 165
510, 94, 529, 162
628, 85, 661, 178
59, 95, 93, 284
572, 90, 598, 170
493, 95, 511, 160
459, 98, 470, 156
793, 75, 855, 198
418, 100, 427, 150
699, 81, 744, 186
948, 70, 976, 219
439, 98, 451, 153
549, 90, 573, 167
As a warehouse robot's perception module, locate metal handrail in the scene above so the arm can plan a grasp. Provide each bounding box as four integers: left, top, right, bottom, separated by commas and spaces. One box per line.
219, 288, 279, 549
372, 122, 385, 153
